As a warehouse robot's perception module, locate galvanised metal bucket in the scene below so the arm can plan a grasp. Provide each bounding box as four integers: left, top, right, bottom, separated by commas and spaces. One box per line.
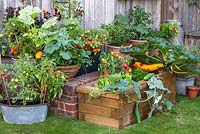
1, 104, 48, 124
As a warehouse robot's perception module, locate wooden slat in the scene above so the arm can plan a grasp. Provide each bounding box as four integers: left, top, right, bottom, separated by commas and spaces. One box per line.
85, 95, 121, 109
84, 0, 95, 29
78, 93, 85, 102
94, 0, 105, 28
111, 103, 134, 119
104, 0, 115, 24
78, 102, 112, 118
83, 113, 120, 129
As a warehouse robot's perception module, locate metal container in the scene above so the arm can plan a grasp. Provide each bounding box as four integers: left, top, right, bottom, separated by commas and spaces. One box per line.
1, 104, 48, 124
176, 77, 195, 95
165, 20, 184, 45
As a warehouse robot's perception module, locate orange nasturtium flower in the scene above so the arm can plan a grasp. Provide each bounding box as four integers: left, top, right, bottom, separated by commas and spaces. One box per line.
35, 51, 43, 60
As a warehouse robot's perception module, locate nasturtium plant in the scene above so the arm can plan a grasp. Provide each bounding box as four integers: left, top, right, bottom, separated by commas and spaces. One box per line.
160, 23, 178, 39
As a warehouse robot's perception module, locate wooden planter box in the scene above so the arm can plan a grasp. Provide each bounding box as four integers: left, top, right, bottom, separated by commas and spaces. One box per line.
77, 72, 176, 129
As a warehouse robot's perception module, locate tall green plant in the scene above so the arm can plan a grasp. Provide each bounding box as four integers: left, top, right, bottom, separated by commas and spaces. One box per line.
128, 6, 153, 40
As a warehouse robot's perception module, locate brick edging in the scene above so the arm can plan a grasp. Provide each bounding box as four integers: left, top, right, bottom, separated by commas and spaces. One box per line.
49, 72, 98, 119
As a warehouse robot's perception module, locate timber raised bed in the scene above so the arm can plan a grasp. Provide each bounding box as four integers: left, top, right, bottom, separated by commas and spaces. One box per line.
77, 72, 176, 129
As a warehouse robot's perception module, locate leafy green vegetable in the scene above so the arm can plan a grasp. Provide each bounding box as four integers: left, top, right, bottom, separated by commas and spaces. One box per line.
132, 69, 148, 82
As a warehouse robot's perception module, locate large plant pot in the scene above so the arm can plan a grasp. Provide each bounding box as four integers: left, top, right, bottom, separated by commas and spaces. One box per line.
187, 86, 200, 99
107, 44, 132, 56
176, 77, 195, 95
1, 104, 48, 124
58, 65, 80, 80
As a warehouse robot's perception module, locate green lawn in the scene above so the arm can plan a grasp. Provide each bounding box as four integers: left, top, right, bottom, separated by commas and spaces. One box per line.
0, 95, 200, 134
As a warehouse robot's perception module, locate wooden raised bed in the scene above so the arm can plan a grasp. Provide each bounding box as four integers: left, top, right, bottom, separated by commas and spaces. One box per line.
77, 71, 176, 129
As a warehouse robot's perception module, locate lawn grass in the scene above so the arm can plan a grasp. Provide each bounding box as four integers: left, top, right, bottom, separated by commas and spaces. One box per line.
0, 95, 200, 134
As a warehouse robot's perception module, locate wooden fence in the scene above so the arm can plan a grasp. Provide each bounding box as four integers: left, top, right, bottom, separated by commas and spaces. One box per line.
161, 0, 200, 33
0, 0, 162, 29
1, 0, 200, 33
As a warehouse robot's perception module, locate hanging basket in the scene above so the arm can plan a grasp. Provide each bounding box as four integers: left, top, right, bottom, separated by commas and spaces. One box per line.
57, 65, 80, 80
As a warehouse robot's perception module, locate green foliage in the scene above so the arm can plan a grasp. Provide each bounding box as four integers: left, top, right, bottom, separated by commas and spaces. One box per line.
90, 73, 132, 99
1, 6, 58, 58
101, 24, 128, 46
128, 6, 153, 40
43, 26, 91, 66
18, 5, 41, 25
132, 69, 148, 82
98, 52, 133, 74
0, 57, 66, 105
160, 23, 178, 39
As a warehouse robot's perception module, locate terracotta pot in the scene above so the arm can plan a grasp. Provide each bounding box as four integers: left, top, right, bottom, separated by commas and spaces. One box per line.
107, 44, 132, 56
100, 70, 110, 78
128, 39, 147, 45
57, 65, 80, 80
187, 86, 200, 99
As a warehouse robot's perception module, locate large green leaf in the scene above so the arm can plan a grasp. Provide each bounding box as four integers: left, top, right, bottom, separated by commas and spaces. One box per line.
18, 5, 40, 25
132, 81, 141, 100
42, 17, 58, 29
44, 43, 59, 54
59, 51, 71, 60
18, 15, 35, 25
19, 5, 40, 18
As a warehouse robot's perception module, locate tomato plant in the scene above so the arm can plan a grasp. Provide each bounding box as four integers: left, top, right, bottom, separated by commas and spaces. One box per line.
0, 57, 66, 105
98, 52, 133, 75
80, 29, 109, 55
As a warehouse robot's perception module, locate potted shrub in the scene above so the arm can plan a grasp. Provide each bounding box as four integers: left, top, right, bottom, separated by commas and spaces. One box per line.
0, 57, 66, 124
43, 19, 91, 80
128, 6, 153, 45
102, 14, 131, 55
